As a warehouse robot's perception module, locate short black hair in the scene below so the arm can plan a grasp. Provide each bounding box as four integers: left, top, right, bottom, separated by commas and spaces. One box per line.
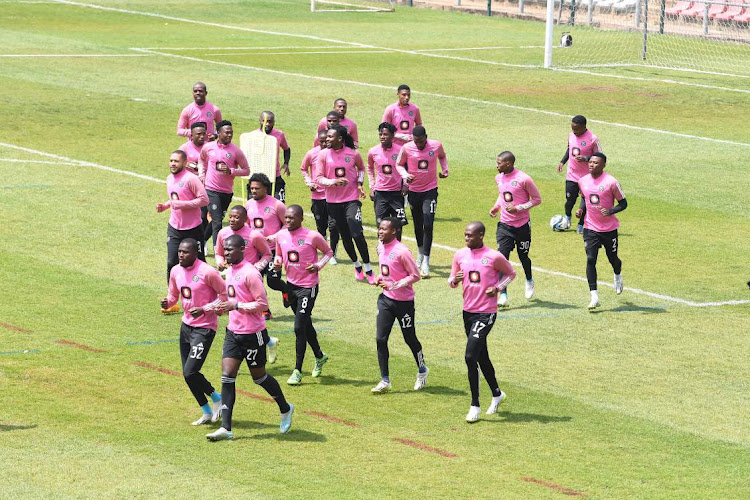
180, 238, 199, 253
172, 150, 187, 160
216, 120, 232, 131
229, 205, 247, 216
397, 84, 410, 92
497, 151, 515, 163
225, 234, 245, 248
287, 204, 304, 217
412, 125, 426, 138
572, 115, 587, 126
590, 152, 607, 163
249, 173, 272, 193
377, 122, 397, 134
326, 110, 341, 119
190, 122, 207, 131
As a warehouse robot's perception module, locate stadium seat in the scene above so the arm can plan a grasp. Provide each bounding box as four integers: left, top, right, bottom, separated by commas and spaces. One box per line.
707, 0, 727, 18
611, 0, 638, 11
713, 5, 745, 21
665, 1, 693, 15
681, 1, 708, 18
733, 7, 750, 22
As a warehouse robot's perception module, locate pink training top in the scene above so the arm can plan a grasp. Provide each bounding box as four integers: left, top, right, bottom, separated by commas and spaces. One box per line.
215, 225, 271, 270
449, 246, 516, 314
200, 141, 249, 194
178, 141, 203, 175
166, 260, 227, 330
396, 139, 448, 193
177, 101, 222, 139
382, 102, 422, 145
566, 130, 601, 183
578, 172, 625, 233
225, 260, 268, 334
491, 168, 542, 228
376, 239, 420, 302
367, 143, 403, 193
274, 227, 333, 288
315, 116, 359, 147
301, 146, 326, 201
315, 146, 365, 204
166, 169, 208, 230
245, 195, 286, 243
267, 128, 290, 178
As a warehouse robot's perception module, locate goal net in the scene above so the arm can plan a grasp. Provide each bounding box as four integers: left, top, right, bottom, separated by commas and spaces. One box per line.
543, 0, 750, 76
311, 0, 395, 12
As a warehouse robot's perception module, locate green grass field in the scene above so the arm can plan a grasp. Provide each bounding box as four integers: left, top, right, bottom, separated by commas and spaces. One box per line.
1, 0, 748, 498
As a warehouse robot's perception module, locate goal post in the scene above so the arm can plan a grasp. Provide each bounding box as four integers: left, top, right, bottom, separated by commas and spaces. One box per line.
311, 0, 395, 12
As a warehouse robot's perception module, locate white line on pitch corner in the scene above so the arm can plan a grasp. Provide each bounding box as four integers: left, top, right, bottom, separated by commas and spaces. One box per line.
206, 50, 391, 56
0, 54, 151, 58
133, 47, 750, 150
0, 158, 78, 165
2, 140, 744, 308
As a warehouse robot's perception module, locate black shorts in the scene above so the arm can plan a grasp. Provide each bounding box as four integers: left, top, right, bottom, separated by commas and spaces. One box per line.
167, 223, 206, 260
583, 228, 619, 254
179, 323, 216, 360
376, 294, 415, 338
310, 198, 333, 233
374, 190, 408, 225
407, 188, 438, 226
565, 180, 580, 200
206, 189, 234, 222
222, 328, 269, 367
328, 200, 364, 238
274, 175, 286, 203
462, 311, 497, 339
495, 222, 531, 259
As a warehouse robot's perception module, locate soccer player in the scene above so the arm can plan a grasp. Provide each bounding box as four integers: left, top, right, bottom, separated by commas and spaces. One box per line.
382, 84, 422, 147
259, 111, 291, 202
245, 173, 287, 320
448, 222, 516, 423
198, 120, 249, 253
557, 115, 602, 233
161, 239, 225, 425
371, 217, 428, 394
177, 82, 222, 141
206, 234, 294, 441
396, 125, 448, 278
315, 125, 374, 283
178, 122, 206, 175
315, 99, 359, 147
273, 205, 333, 385
156, 150, 208, 315
302, 130, 340, 264
313, 110, 340, 148
367, 122, 407, 227
489, 151, 542, 307
574, 152, 627, 310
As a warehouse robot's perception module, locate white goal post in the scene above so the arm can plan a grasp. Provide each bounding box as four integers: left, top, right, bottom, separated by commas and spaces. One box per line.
311, 0, 395, 12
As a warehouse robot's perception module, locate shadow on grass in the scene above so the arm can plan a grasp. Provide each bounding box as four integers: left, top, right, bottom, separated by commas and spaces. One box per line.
0, 424, 37, 432
268, 315, 332, 324
230, 420, 278, 431
434, 216, 462, 223
609, 302, 668, 314
317, 375, 371, 387
420, 264, 451, 279
493, 412, 572, 424
420, 385, 467, 396
510, 299, 578, 311
246, 429, 327, 442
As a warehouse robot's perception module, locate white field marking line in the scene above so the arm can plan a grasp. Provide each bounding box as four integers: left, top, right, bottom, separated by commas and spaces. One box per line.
0, 158, 78, 165
133, 48, 750, 150
141, 46, 342, 50
0, 140, 745, 308
641, 64, 750, 80
0, 54, 151, 57
551, 68, 750, 95
207, 50, 391, 56
55, 0, 750, 91
413, 45, 546, 51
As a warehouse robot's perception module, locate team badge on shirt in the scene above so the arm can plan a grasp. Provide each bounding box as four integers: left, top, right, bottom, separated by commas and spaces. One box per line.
481, 257, 489, 265
417, 160, 428, 170
511, 180, 518, 187
335, 167, 346, 178
380, 264, 390, 277
178, 181, 185, 188
192, 275, 200, 282
598, 185, 605, 192
225, 153, 232, 159
428, 150, 434, 157
469, 271, 481, 283
503, 192, 513, 202
297, 239, 305, 246
408, 111, 414, 117
391, 154, 398, 161
581, 141, 587, 146
382, 165, 392, 175
345, 156, 351, 163
264, 207, 271, 214
206, 111, 213, 118
288, 251, 300, 263
181, 286, 192, 299
253, 218, 264, 228
388, 252, 396, 260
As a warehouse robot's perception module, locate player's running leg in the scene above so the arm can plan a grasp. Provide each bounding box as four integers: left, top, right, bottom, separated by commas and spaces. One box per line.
603, 230, 623, 294
373, 294, 395, 393
180, 324, 222, 425
584, 229, 601, 309
419, 192, 437, 277
394, 300, 427, 390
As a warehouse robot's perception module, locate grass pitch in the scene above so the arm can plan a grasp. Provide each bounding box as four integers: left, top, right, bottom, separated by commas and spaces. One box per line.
1, 1, 748, 498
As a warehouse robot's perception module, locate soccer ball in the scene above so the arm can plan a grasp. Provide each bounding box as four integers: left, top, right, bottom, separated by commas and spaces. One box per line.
550, 214, 570, 232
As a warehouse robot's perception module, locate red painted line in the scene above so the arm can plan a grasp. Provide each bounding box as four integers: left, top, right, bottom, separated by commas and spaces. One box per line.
132, 361, 181, 377
304, 410, 358, 427
236, 388, 274, 403
0, 322, 31, 333
392, 437, 457, 458
55, 339, 106, 353
520, 477, 586, 497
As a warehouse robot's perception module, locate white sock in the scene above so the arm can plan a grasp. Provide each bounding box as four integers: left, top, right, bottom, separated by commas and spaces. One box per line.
364, 262, 372, 273
423, 255, 430, 266
354, 260, 361, 268
615, 273, 622, 280
591, 290, 599, 301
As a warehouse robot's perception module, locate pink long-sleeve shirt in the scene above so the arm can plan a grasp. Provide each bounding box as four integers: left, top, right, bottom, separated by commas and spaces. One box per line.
200, 141, 249, 194
166, 169, 208, 230
578, 172, 625, 233
225, 260, 268, 334
177, 101, 222, 139
382, 102, 422, 146
491, 168, 542, 228
215, 225, 271, 271
166, 260, 227, 330
377, 239, 421, 302
315, 116, 359, 147
178, 140, 203, 175
315, 146, 365, 204
367, 143, 403, 192
274, 227, 333, 288
268, 128, 290, 178
449, 246, 516, 314
245, 195, 286, 243
396, 139, 448, 193
566, 130, 601, 183
301, 146, 326, 201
